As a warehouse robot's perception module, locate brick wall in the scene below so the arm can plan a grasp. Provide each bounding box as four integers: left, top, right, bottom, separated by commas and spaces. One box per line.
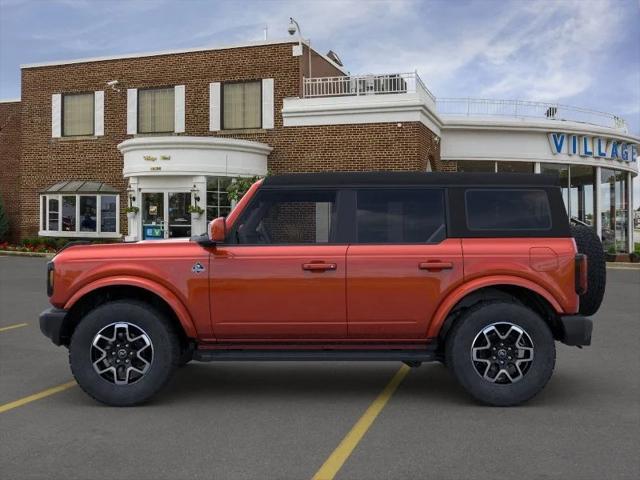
15, 41, 442, 240
0, 101, 21, 241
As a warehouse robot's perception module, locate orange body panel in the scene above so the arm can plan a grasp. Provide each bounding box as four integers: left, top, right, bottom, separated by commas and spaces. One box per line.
346, 239, 464, 339
51, 240, 211, 338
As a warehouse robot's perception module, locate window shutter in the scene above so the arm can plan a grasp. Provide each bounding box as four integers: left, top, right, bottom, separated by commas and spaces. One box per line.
209, 82, 221, 131
262, 78, 274, 129
94, 91, 104, 136
51, 94, 62, 138
174, 85, 185, 133
127, 88, 137, 134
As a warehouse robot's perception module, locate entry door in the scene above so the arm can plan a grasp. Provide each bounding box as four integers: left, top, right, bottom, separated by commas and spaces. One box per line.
346, 188, 464, 339
141, 192, 192, 239
209, 188, 347, 340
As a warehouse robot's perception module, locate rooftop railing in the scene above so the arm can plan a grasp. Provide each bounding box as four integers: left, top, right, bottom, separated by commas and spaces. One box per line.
303, 72, 435, 102
436, 98, 627, 131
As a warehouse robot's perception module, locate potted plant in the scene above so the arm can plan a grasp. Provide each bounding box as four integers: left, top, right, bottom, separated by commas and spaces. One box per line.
187, 204, 204, 220
125, 206, 139, 220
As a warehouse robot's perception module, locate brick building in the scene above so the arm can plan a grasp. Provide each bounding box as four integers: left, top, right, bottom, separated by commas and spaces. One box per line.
0, 38, 637, 251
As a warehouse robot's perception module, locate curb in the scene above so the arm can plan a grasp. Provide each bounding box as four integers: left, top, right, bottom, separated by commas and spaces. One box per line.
606, 262, 640, 270
0, 250, 56, 259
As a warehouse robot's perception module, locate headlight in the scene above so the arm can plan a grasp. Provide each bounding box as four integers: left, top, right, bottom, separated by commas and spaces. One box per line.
47, 261, 54, 296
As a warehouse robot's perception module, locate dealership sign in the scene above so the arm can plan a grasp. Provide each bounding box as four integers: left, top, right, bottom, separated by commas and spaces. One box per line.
548, 133, 637, 162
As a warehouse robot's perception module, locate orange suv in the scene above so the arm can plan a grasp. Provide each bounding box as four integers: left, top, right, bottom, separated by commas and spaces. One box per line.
39, 172, 605, 406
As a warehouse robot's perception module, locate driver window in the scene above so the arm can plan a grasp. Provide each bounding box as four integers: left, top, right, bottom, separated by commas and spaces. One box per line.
233, 190, 337, 244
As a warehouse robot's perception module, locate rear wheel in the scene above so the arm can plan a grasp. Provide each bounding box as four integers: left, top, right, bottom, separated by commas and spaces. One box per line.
571, 224, 606, 316
69, 300, 180, 406
445, 301, 555, 406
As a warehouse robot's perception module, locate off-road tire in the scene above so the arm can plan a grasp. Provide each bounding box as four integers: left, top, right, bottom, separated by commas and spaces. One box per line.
69, 300, 180, 406
571, 224, 606, 316
445, 301, 555, 406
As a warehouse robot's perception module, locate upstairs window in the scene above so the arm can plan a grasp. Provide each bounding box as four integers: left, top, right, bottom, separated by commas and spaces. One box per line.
223, 81, 261, 130
63, 92, 94, 136
138, 87, 175, 133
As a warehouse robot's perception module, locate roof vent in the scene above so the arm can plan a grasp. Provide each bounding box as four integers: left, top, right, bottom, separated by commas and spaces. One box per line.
326, 50, 343, 67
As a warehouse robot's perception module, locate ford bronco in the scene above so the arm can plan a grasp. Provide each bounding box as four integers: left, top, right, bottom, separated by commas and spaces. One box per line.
39, 172, 605, 406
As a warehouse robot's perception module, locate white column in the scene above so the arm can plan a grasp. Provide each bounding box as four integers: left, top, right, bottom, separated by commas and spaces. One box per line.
627, 171, 634, 253
126, 177, 140, 242
534, 162, 541, 174
594, 166, 602, 240
191, 175, 208, 236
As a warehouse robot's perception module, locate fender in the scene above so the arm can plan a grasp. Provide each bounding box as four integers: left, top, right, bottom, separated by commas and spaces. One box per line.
426, 275, 564, 338
64, 275, 197, 338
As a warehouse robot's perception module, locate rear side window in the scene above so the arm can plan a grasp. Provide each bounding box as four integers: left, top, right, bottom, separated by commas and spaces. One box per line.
232, 189, 337, 244
356, 188, 446, 243
465, 189, 551, 230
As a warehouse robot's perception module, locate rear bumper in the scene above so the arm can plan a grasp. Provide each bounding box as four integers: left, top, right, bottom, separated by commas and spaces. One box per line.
558, 315, 593, 346
39, 307, 68, 346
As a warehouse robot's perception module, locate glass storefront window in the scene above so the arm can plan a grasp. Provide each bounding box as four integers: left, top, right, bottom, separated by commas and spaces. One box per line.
100, 195, 117, 233
569, 165, 595, 226
601, 169, 629, 253
206, 176, 234, 221
497, 161, 534, 173
456, 160, 495, 172
40, 194, 119, 236
62, 196, 76, 232
540, 163, 569, 209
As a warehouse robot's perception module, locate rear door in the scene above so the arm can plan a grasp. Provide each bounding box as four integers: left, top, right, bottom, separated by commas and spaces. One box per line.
346, 188, 464, 339
210, 188, 348, 339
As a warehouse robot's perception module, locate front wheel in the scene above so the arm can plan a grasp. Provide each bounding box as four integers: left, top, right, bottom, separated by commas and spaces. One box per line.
69, 300, 180, 406
445, 301, 555, 406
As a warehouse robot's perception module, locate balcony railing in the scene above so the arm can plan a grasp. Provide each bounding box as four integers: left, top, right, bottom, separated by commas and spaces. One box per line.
303, 72, 435, 101
436, 98, 627, 131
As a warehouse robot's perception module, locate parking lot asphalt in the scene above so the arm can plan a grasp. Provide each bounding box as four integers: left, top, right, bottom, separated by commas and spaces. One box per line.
1, 255, 639, 480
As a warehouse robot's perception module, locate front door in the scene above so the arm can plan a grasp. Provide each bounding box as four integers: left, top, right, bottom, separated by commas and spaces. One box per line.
141, 191, 192, 239
346, 188, 464, 339
210, 188, 347, 339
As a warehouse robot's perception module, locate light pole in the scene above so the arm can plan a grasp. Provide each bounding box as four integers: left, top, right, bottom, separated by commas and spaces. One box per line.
288, 17, 312, 95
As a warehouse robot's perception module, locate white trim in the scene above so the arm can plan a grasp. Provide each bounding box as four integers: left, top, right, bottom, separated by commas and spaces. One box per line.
51, 94, 61, 138
262, 78, 274, 129
38, 231, 122, 239
174, 85, 186, 133
127, 89, 137, 135
0, 98, 20, 103
209, 82, 221, 131
94, 90, 104, 136
282, 93, 442, 135
20, 39, 301, 69
534, 162, 541, 174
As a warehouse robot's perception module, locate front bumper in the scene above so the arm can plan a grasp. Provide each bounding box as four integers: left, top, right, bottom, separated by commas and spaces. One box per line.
558, 315, 593, 346
39, 307, 68, 346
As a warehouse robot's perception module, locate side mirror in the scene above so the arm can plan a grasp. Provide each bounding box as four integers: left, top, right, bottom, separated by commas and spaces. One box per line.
210, 217, 226, 243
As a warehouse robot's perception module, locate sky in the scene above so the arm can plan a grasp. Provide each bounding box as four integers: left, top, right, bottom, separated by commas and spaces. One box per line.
1, 0, 639, 201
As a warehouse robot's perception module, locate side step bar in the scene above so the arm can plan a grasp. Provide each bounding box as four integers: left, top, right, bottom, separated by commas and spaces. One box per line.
193, 348, 438, 363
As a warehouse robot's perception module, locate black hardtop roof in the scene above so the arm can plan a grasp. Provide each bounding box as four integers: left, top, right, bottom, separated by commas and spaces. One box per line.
262, 172, 560, 187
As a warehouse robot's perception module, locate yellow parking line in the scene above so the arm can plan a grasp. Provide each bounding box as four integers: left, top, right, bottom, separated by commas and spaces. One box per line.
0, 323, 28, 333
312, 365, 410, 480
0, 381, 77, 414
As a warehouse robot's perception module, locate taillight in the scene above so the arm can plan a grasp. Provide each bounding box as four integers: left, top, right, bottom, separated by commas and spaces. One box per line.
47, 261, 55, 296
575, 254, 587, 295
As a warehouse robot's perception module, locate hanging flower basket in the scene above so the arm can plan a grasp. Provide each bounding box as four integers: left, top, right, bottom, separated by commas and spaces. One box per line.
188, 205, 204, 220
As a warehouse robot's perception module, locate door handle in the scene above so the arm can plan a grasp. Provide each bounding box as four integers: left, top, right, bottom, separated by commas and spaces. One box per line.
302, 263, 337, 272
419, 261, 454, 271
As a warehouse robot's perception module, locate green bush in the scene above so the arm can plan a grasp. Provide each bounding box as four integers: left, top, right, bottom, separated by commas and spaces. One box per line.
0, 196, 9, 242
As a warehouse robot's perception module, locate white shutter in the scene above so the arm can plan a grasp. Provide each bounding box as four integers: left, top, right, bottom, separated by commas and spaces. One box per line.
127, 88, 137, 135
94, 91, 104, 136
262, 78, 274, 129
51, 94, 62, 138
209, 82, 221, 131
174, 85, 185, 133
